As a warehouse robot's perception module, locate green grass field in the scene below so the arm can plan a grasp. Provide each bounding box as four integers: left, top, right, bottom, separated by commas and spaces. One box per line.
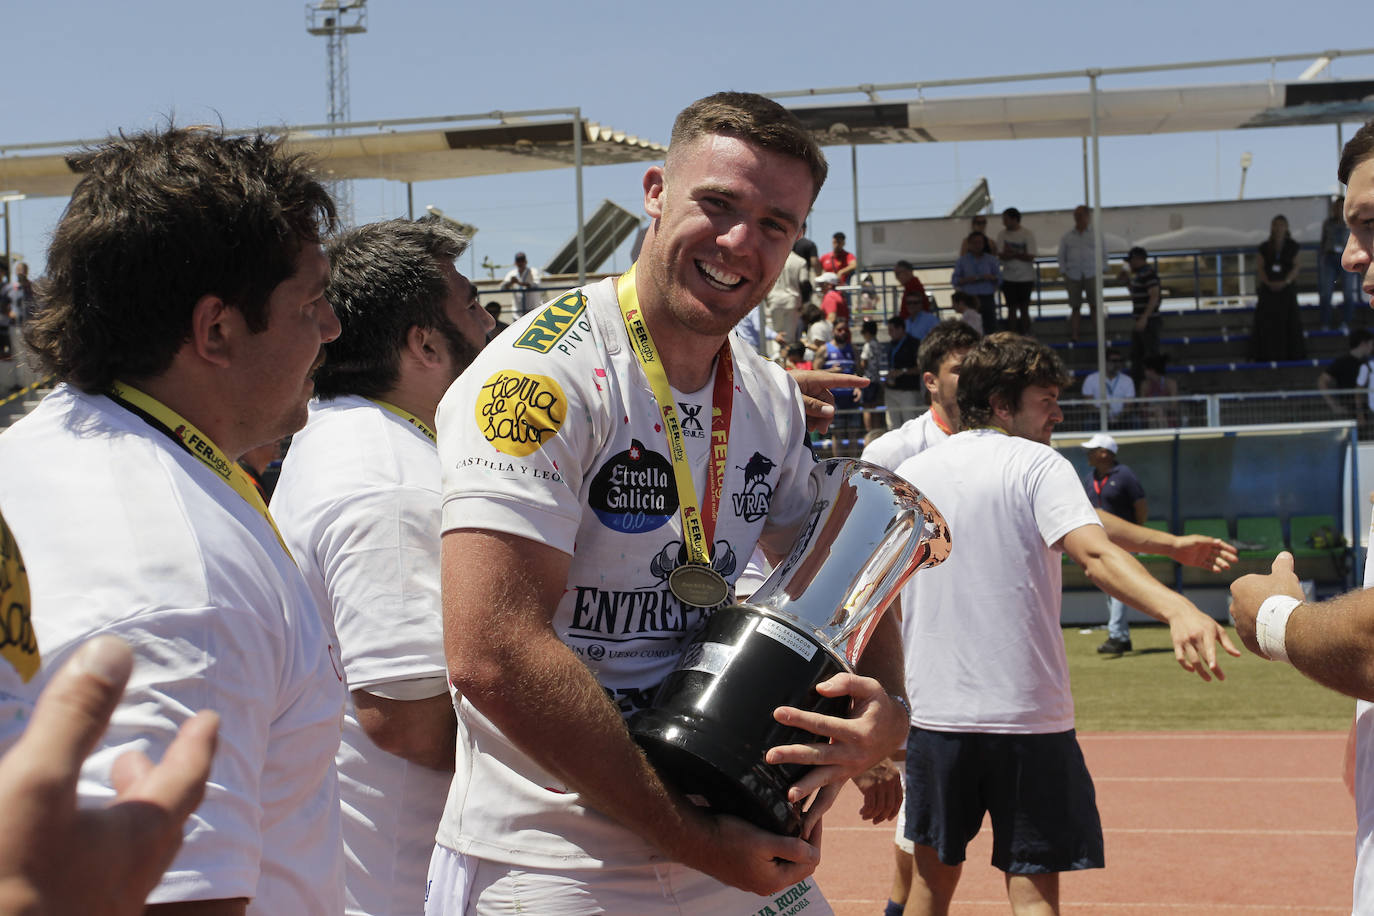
1067, 624, 1354, 732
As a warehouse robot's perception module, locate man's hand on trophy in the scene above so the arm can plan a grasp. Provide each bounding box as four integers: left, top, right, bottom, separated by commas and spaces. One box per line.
674, 807, 821, 896
766, 672, 908, 804
852, 756, 903, 824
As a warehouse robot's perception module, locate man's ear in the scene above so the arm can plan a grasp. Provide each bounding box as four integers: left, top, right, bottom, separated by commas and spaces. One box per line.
643, 165, 666, 220
922, 371, 938, 398
989, 392, 1013, 425
188, 294, 234, 369
405, 325, 444, 369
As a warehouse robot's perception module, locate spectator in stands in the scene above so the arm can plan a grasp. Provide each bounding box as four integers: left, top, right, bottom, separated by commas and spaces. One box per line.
998, 207, 1038, 334
500, 251, 543, 318
1080, 348, 1136, 424
803, 302, 831, 364
814, 318, 860, 456
817, 270, 848, 322
859, 274, 881, 316
484, 301, 509, 342
950, 290, 983, 335
893, 259, 929, 319
952, 231, 1000, 334
859, 319, 886, 443
958, 214, 998, 257
765, 250, 809, 360
1080, 433, 1149, 655
793, 221, 821, 306
820, 230, 857, 285
1252, 214, 1306, 362
1319, 328, 1374, 423
1116, 246, 1162, 381
1058, 205, 1101, 343
885, 315, 923, 428
4, 262, 37, 387
905, 303, 940, 342
784, 341, 811, 371
1320, 196, 1363, 331
1140, 354, 1180, 429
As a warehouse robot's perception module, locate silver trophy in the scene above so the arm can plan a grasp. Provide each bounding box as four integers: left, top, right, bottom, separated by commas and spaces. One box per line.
629, 457, 951, 835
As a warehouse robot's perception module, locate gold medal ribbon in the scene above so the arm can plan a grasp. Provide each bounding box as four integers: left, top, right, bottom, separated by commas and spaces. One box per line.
615, 264, 733, 570
369, 399, 436, 444
107, 381, 295, 563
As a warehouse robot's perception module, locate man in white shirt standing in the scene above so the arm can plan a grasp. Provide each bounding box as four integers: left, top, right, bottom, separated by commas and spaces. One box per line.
997, 207, 1038, 334
0, 126, 347, 915
1080, 347, 1136, 423
894, 332, 1238, 915
271, 219, 493, 916
500, 251, 543, 317
1057, 205, 1102, 343
427, 91, 907, 916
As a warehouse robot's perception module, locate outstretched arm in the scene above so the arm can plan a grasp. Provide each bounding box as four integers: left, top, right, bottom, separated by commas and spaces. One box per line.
1062, 523, 1240, 680
1232, 552, 1374, 700
1095, 510, 1237, 572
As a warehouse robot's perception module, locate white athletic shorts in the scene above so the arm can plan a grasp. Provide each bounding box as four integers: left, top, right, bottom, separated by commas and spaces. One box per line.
424, 844, 832, 916
894, 784, 914, 854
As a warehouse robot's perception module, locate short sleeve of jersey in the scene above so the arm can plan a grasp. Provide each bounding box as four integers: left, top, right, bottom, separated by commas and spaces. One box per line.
1026, 446, 1102, 550
318, 485, 446, 691
436, 288, 609, 555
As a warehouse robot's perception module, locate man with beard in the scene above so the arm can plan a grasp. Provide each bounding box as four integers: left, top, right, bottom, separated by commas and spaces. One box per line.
428, 91, 907, 915
270, 219, 493, 916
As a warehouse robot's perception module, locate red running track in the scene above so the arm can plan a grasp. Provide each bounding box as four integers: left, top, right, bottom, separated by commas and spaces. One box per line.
815, 731, 1352, 915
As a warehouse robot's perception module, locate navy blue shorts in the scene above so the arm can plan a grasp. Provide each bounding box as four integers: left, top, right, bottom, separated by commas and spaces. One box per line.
903, 726, 1104, 874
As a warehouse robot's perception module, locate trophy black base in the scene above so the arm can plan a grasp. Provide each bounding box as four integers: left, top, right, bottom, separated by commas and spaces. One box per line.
628, 604, 849, 836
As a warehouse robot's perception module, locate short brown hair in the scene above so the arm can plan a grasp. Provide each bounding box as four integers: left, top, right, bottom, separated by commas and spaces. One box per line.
1340, 120, 1374, 186
669, 92, 828, 204
957, 332, 1071, 430
29, 126, 335, 391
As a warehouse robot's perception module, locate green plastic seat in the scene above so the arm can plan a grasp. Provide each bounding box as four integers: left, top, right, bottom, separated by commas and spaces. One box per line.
1236, 516, 1284, 558
1182, 517, 1230, 541
1290, 514, 1341, 558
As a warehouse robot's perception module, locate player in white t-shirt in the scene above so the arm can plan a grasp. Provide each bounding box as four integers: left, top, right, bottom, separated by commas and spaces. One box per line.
893, 332, 1238, 914
0, 126, 348, 915
271, 220, 493, 916
861, 320, 979, 475
428, 92, 909, 916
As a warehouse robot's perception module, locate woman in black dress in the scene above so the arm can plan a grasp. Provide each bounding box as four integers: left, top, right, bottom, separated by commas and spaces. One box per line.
1252, 214, 1305, 361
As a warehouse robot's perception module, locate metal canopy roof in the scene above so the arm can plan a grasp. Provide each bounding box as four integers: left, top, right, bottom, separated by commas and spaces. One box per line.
0, 115, 667, 201
786, 78, 1374, 145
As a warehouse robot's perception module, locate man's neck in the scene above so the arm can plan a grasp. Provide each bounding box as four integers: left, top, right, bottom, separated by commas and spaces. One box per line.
376, 385, 438, 431
931, 404, 955, 436
631, 273, 727, 392
126, 373, 250, 461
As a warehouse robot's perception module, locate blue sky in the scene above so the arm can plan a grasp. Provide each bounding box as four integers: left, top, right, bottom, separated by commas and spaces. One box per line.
4, 1, 1368, 279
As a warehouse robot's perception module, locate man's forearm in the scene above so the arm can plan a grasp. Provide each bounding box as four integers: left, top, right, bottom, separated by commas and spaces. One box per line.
1280, 593, 1374, 700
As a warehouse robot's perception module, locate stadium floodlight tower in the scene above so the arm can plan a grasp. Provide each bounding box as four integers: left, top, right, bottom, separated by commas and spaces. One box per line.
305, 0, 367, 225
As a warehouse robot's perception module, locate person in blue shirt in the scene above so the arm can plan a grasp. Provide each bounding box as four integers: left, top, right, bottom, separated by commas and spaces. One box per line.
952, 231, 1000, 334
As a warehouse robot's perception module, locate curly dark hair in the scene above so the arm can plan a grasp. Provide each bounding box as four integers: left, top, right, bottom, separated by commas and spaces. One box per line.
670, 92, 828, 204
28, 126, 335, 392
317, 219, 474, 400
957, 332, 1071, 430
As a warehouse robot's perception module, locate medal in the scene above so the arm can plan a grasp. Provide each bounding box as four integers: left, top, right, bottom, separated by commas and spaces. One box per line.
669, 563, 731, 608
617, 265, 736, 607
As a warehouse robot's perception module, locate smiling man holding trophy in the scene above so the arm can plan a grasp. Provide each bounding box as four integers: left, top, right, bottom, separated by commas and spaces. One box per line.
429, 92, 930, 916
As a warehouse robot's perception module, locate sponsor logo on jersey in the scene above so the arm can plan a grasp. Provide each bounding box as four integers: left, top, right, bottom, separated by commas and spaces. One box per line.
589, 439, 677, 533
475, 370, 567, 457
512, 291, 588, 354
0, 518, 36, 683
677, 402, 706, 439
731, 451, 777, 521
